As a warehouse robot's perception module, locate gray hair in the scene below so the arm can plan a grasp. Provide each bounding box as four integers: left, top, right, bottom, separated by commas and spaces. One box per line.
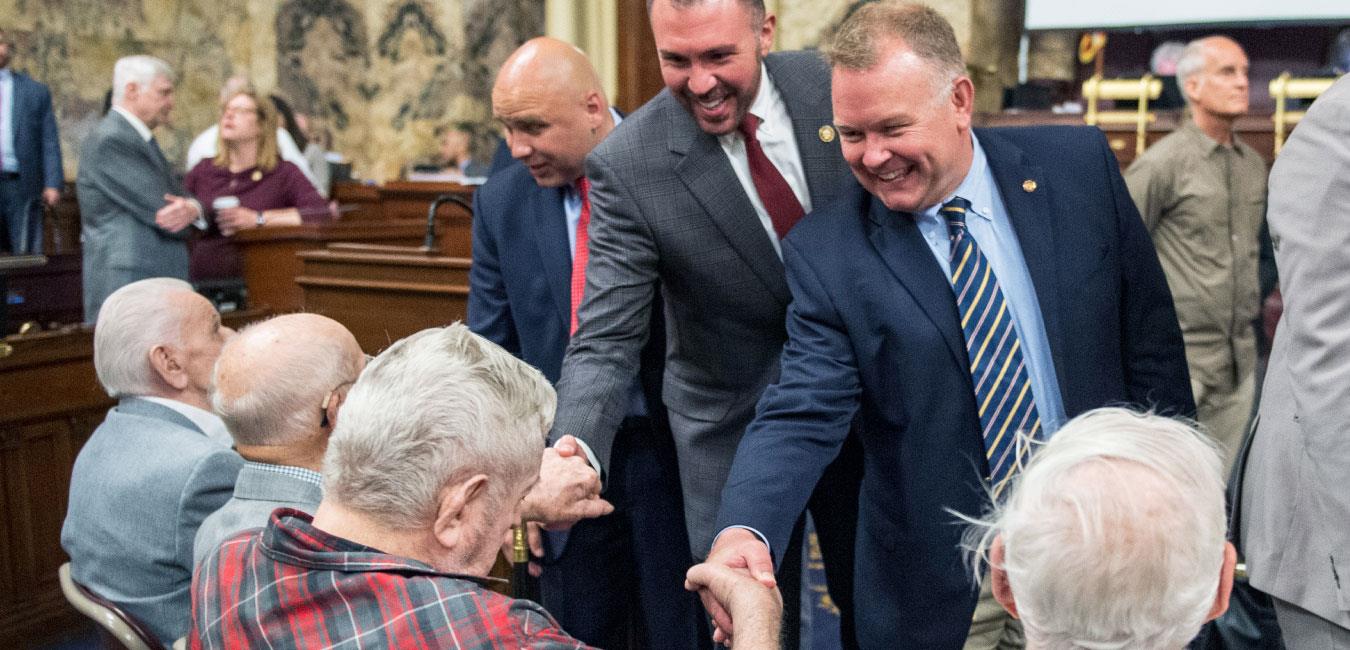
322, 323, 556, 530
966, 408, 1227, 650
93, 278, 196, 398
825, 1, 966, 96
211, 315, 364, 447
111, 55, 174, 104
1175, 36, 1238, 106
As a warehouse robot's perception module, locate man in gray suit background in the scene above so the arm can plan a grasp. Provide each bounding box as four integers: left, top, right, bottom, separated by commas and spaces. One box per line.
0, 28, 64, 254
78, 55, 203, 322
543, 0, 858, 643
62, 278, 241, 646
192, 313, 365, 567
1240, 74, 1350, 647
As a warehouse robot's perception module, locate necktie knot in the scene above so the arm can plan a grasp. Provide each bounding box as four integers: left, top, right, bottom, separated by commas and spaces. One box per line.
737, 112, 762, 143
575, 176, 589, 198
940, 196, 972, 242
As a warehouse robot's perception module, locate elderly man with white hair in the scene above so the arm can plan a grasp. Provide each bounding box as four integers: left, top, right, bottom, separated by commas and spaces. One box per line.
62, 278, 241, 646
191, 324, 608, 647
970, 408, 1237, 649
191, 313, 365, 567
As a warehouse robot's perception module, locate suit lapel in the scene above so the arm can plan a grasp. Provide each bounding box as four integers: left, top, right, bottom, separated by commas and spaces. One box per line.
977, 129, 1064, 364
766, 53, 841, 207
109, 110, 170, 176
667, 99, 790, 305
862, 190, 969, 370
532, 184, 574, 328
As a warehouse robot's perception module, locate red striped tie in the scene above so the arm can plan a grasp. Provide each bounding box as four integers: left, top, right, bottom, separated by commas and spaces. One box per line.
569, 177, 591, 335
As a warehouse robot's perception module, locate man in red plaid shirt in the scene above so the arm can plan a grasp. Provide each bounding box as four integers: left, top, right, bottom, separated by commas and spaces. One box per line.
190, 324, 607, 648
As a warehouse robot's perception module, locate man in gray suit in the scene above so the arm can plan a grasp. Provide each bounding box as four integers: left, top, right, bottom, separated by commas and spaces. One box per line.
78, 55, 203, 323
62, 278, 242, 647
1240, 74, 1350, 647
543, 0, 857, 643
192, 313, 365, 567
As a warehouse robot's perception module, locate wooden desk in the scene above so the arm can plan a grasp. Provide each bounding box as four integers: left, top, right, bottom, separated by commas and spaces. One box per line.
296, 243, 471, 353
331, 181, 475, 222
975, 111, 1278, 168
2, 252, 82, 335
234, 216, 472, 314
0, 308, 267, 647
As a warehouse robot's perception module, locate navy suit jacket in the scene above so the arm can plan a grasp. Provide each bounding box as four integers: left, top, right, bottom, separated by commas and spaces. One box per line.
716, 126, 1195, 649
9, 71, 64, 197
467, 159, 667, 556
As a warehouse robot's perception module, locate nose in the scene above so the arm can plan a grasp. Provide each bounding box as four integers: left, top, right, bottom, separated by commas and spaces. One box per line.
508, 133, 532, 160
860, 136, 892, 170
688, 66, 718, 96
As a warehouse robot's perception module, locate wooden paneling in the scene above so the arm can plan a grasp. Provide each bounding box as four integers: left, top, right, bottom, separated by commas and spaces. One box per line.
616, 0, 664, 114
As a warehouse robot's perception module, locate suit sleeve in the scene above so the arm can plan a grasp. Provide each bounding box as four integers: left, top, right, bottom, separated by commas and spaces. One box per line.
175, 449, 243, 574
714, 236, 861, 564
1102, 133, 1195, 417
467, 185, 521, 356
85, 134, 195, 240
38, 85, 64, 189
550, 150, 658, 472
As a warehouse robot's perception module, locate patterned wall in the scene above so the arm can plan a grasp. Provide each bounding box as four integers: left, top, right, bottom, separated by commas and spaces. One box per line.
3, 0, 542, 183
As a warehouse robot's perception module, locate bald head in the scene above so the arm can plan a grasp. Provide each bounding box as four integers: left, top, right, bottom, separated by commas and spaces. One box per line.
213, 313, 365, 448
492, 37, 614, 187
1176, 35, 1249, 121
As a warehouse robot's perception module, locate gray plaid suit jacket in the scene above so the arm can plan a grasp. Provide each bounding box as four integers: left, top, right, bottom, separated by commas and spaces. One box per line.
77, 110, 194, 322
192, 462, 323, 567
552, 51, 850, 556
1240, 74, 1350, 631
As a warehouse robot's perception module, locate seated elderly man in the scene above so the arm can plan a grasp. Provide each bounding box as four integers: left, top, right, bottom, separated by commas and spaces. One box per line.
971, 408, 1237, 649
191, 324, 614, 646
191, 313, 365, 566
62, 278, 242, 646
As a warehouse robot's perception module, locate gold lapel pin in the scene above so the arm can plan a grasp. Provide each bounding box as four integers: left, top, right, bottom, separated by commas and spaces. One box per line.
1022, 179, 1038, 193
251, 170, 263, 182
818, 125, 836, 143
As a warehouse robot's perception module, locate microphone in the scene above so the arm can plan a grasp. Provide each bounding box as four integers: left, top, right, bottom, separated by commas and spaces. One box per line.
424, 194, 472, 251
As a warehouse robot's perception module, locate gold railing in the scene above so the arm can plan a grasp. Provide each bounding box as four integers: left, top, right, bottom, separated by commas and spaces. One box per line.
1082, 74, 1163, 156
1269, 73, 1337, 156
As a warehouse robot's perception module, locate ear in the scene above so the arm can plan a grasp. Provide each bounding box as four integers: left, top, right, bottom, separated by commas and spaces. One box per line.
320, 384, 352, 433
431, 474, 490, 551
1205, 541, 1238, 622
951, 76, 975, 129
758, 13, 776, 56
148, 344, 189, 391
989, 534, 1020, 619
1183, 75, 1202, 105
583, 90, 606, 128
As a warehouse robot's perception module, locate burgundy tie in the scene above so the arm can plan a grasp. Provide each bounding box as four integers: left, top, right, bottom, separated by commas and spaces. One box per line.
738, 113, 804, 239
569, 177, 591, 335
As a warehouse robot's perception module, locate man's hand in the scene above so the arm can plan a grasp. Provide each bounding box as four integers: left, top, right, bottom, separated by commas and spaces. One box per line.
42, 187, 60, 207
155, 194, 199, 232
697, 527, 777, 643
685, 562, 783, 649
216, 206, 258, 236
518, 435, 613, 528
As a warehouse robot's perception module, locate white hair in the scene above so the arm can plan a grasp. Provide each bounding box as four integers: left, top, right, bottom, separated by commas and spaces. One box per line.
322, 323, 555, 530
111, 55, 174, 104
211, 316, 364, 447
1150, 41, 1187, 76
93, 278, 196, 398
966, 408, 1227, 650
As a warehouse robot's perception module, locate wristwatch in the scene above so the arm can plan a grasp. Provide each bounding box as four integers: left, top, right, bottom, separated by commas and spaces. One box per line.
255, 210, 266, 228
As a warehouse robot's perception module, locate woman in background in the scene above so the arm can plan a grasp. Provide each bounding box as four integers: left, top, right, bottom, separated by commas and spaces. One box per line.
185, 87, 330, 283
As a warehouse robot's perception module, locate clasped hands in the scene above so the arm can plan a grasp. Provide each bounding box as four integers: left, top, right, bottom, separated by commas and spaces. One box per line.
686, 527, 782, 648
155, 194, 200, 233
504, 435, 614, 576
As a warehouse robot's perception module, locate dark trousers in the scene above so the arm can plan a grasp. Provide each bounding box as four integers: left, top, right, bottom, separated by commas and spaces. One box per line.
541, 416, 709, 650
0, 176, 40, 254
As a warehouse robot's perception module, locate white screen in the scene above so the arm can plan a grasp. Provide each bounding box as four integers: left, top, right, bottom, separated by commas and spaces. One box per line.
1025, 0, 1350, 30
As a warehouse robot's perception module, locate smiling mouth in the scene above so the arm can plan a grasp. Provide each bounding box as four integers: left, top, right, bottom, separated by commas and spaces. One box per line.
875, 164, 913, 182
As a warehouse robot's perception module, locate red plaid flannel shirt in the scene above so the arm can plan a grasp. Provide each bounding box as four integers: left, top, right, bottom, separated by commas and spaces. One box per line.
190, 509, 591, 649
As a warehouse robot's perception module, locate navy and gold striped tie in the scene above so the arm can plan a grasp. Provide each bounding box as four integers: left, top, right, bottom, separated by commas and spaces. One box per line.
941, 197, 1041, 495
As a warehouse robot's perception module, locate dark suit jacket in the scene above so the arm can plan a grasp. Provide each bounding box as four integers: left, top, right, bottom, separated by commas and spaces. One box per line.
466, 159, 668, 549
717, 126, 1195, 648
77, 110, 193, 321
8, 70, 63, 196
551, 51, 852, 554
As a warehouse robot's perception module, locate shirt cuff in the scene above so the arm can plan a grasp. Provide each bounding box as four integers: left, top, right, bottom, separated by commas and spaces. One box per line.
189, 199, 207, 230
713, 525, 773, 564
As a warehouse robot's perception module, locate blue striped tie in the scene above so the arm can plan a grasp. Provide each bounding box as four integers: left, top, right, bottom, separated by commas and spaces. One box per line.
941, 197, 1041, 495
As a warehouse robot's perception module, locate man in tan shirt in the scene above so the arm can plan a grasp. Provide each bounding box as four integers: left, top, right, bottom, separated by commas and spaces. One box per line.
1126, 35, 1266, 471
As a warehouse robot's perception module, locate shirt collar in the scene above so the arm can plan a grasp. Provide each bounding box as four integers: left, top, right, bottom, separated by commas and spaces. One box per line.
1179, 119, 1245, 157
719, 62, 782, 146
243, 461, 324, 488
566, 106, 625, 196
0, 68, 11, 81
138, 395, 231, 441
111, 105, 155, 142
921, 132, 993, 223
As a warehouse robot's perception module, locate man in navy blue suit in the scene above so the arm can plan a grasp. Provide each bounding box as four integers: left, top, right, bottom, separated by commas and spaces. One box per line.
468, 37, 703, 649
0, 29, 63, 254
699, 4, 1194, 649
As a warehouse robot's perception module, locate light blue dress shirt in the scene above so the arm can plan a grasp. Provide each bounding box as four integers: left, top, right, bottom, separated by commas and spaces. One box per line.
0, 68, 18, 173
913, 133, 1067, 436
